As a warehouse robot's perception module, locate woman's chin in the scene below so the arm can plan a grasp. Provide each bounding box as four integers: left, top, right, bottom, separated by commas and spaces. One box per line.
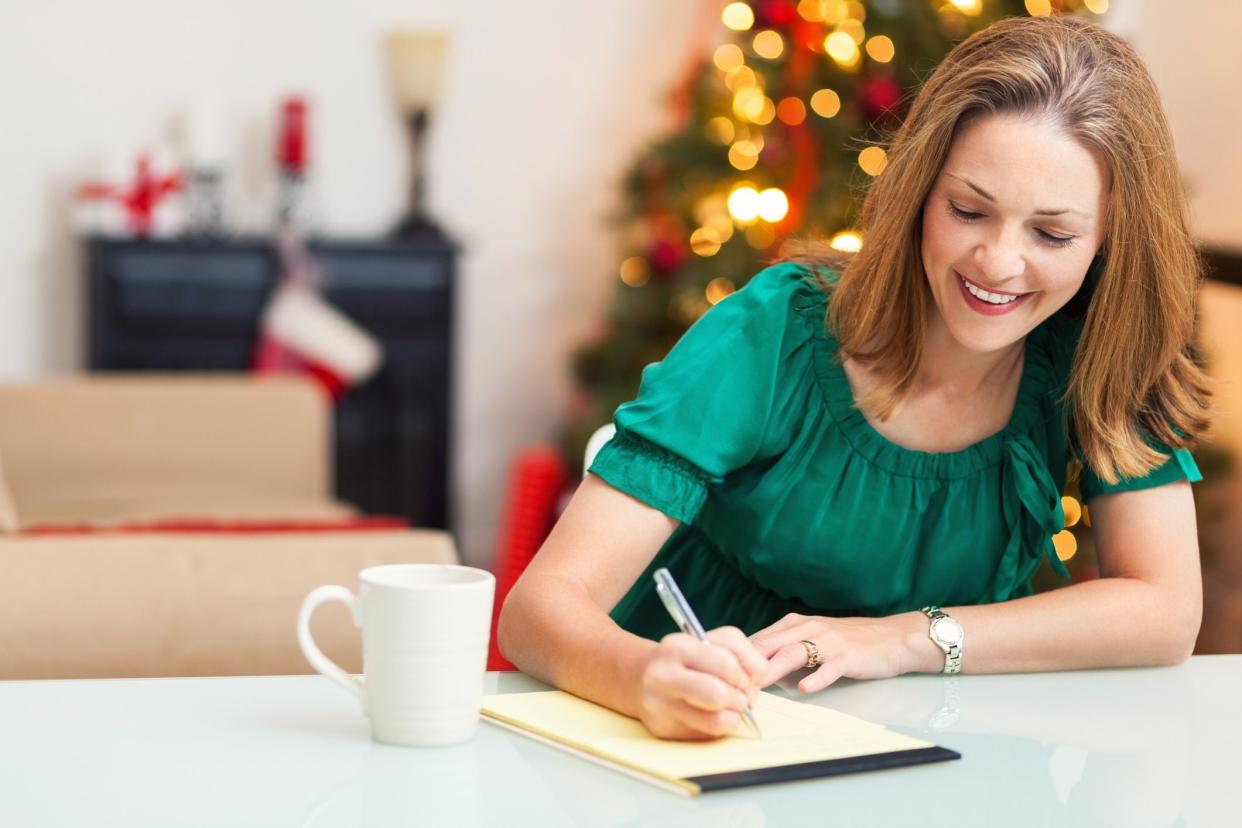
944, 320, 1024, 356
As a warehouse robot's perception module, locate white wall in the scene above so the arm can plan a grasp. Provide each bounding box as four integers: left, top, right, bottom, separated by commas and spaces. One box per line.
1, 2, 1239, 568
0, 0, 702, 566
1105, 0, 1242, 250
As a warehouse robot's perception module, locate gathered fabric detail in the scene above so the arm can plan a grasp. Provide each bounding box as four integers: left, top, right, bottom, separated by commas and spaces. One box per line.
996, 432, 1070, 600
588, 429, 714, 525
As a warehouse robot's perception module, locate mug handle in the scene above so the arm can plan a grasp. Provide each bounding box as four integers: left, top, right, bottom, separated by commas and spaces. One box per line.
297, 585, 367, 709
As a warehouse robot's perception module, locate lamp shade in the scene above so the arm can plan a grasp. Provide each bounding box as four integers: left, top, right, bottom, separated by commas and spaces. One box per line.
385, 29, 450, 113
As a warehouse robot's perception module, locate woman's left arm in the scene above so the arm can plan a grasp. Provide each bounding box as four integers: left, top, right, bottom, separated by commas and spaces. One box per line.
754, 480, 1202, 693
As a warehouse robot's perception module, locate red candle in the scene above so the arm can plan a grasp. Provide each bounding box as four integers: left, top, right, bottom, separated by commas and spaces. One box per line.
276, 97, 308, 175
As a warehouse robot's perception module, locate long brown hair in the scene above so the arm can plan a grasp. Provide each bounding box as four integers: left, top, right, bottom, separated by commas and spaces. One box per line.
798, 14, 1210, 484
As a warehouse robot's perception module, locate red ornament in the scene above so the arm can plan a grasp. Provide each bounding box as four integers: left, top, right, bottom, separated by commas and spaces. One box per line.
753, 0, 798, 29
647, 238, 686, 277
860, 75, 904, 123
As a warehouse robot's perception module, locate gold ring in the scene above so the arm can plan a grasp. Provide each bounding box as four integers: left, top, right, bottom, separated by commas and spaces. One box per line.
800, 639, 822, 668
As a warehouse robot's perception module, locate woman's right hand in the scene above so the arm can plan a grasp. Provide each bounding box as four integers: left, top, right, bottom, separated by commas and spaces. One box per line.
634, 626, 769, 740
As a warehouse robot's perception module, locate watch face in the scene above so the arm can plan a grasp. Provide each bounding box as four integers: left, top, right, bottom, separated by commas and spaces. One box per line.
932, 617, 963, 645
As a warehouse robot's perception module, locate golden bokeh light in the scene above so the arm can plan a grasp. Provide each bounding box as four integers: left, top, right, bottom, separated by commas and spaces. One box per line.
836, 19, 865, 46
824, 31, 860, 68
706, 213, 735, 242
845, 0, 866, 21
757, 188, 789, 223
690, 227, 723, 257
1062, 496, 1082, 528
727, 185, 762, 222
1052, 530, 1078, 561
949, 0, 983, 15
694, 193, 727, 224
829, 31, 859, 61
1024, 0, 1052, 16
745, 222, 777, 249
796, 0, 824, 21
822, 0, 849, 23
830, 230, 863, 252
724, 66, 760, 92
705, 277, 737, 305
858, 146, 888, 176
732, 86, 766, 121
753, 96, 775, 125
722, 2, 755, 31
752, 30, 784, 60
810, 88, 842, 118
776, 96, 807, 126
619, 256, 650, 288
865, 35, 895, 63
713, 43, 745, 73
1084, 0, 1109, 12
706, 116, 735, 146
728, 140, 760, 170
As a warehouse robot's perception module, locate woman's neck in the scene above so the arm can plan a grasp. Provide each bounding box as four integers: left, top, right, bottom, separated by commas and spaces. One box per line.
914, 314, 1025, 401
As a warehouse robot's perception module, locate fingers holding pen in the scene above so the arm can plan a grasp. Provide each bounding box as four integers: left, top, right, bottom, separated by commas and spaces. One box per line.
637, 632, 756, 739
705, 625, 769, 700
659, 633, 753, 700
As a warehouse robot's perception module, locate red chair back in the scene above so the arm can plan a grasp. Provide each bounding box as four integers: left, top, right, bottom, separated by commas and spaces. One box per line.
488, 446, 568, 670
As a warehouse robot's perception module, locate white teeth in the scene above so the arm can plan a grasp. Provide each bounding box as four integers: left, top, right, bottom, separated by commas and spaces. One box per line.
961, 276, 1018, 305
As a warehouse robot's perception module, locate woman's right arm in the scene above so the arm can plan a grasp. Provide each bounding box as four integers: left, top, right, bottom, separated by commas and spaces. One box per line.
497, 473, 767, 740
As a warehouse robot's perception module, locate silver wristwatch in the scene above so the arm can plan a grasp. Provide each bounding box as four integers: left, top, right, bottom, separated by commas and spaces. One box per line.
921, 606, 964, 674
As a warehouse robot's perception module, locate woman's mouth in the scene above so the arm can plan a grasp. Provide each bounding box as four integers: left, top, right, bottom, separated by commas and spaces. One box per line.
955, 271, 1032, 316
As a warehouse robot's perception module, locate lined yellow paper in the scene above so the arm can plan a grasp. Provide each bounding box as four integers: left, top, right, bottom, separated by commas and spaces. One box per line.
481, 690, 935, 786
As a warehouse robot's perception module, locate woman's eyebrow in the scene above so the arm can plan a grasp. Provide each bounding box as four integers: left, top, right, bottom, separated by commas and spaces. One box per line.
944, 172, 1092, 219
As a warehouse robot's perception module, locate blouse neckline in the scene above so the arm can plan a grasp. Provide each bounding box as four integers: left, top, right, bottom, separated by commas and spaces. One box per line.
799, 286, 1057, 480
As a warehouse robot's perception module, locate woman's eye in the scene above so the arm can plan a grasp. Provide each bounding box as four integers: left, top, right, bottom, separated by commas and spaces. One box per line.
947, 202, 982, 221
1037, 230, 1076, 248
948, 201, 1077, 249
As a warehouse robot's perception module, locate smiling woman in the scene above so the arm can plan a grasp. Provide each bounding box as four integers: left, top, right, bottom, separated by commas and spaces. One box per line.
926, 117, 1108, 336
823, 15, 1209, 482
498, 15, 1212, 742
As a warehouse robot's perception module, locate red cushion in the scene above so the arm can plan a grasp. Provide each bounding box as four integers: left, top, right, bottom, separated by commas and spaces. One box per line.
22, 515, 409, 535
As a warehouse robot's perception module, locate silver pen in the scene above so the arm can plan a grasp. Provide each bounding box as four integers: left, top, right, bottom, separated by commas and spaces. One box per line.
653, 567, 762, 738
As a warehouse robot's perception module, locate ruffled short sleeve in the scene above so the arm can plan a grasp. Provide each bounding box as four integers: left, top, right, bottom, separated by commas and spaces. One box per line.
1080, 444, 1202, 501
587, 263, 820, 524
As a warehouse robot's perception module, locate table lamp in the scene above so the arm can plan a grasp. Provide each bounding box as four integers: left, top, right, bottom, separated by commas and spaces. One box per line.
385, 29, 450, 240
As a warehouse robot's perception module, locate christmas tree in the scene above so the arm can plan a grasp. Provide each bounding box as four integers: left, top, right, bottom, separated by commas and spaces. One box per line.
568, 0, 1108, 463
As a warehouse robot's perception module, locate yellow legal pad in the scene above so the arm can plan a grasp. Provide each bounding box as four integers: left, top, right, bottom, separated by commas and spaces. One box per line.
481, 690, 959, 795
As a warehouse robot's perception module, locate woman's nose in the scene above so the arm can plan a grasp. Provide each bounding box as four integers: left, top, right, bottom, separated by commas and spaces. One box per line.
973, 226, 1027, 284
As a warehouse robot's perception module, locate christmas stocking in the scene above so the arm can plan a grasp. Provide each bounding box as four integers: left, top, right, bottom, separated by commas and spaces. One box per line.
252, 235, 382, 400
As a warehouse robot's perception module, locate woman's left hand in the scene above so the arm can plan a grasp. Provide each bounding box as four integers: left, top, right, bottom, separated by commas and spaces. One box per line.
750, 612, 924, 693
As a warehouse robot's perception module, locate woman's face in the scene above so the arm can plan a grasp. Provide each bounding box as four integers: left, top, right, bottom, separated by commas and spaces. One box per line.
920, 113, 1109, 356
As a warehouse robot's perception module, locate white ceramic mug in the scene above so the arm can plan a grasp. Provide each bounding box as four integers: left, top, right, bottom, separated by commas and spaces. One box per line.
297, 564, 495, 747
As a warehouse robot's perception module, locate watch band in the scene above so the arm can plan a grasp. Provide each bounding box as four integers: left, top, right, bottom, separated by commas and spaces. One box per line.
921, 606, 963, 674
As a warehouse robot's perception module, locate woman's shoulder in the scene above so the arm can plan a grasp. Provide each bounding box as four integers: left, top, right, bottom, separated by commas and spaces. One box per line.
728, 261, 834, 327
742, 259, 834, 294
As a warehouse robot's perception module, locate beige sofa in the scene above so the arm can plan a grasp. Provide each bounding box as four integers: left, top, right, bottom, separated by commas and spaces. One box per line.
0, 375, 457, 679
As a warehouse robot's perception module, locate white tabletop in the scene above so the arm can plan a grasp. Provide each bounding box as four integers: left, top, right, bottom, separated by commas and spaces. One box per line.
2, 656, 1238, 827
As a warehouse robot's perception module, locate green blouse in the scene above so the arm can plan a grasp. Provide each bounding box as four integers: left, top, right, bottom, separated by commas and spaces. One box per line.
588, 263, 1201, 641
